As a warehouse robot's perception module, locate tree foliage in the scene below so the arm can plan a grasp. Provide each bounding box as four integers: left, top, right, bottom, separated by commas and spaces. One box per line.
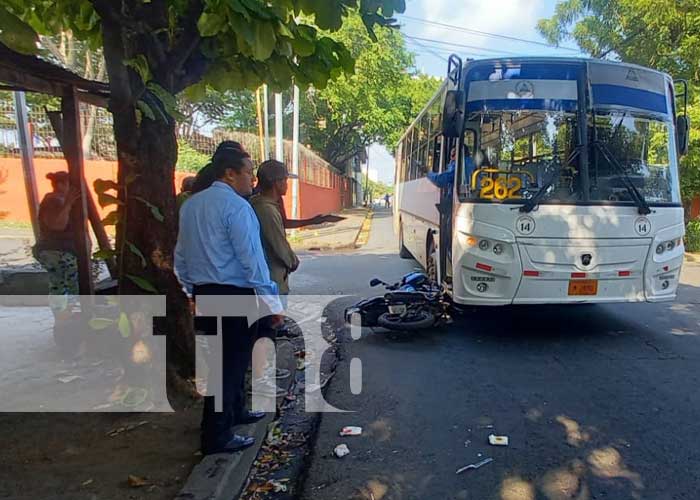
538, 0, 700, 203
301, 15, 441, 166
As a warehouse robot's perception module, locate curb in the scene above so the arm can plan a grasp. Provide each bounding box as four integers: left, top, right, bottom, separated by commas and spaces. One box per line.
175, 341, 296, 500
292, 210, 373, 252
352, 210, 374, 248
685, 252, 700, 264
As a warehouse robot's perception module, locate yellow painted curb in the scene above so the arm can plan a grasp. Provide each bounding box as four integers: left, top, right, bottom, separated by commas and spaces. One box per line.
353, 210, 374, 248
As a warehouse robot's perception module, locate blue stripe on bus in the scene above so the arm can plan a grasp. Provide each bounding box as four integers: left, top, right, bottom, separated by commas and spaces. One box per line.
466, 99, 578, 112
466, 63, 582, 82
591, 84, 667, 114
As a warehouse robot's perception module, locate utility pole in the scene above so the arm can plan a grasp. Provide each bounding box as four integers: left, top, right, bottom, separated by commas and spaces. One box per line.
291, 85, 300, 219
364, 146, 370, 207
275, 92, 283, 162
13, 91, 39, 240
263, 84, 270, 160
255, 87, 265, 162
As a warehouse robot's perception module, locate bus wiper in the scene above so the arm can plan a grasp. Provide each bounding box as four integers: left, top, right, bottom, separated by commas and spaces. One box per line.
593, 141, 652, 215
519, 146, 583, 213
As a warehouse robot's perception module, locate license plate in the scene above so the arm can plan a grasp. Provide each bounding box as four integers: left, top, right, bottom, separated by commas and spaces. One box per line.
568, 279, 598, 296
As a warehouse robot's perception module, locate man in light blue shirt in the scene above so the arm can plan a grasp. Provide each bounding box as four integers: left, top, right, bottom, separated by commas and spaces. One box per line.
175, 146, 282, 455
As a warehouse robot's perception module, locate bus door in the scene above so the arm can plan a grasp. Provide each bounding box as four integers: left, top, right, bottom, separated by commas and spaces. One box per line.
437, 137, 456, 284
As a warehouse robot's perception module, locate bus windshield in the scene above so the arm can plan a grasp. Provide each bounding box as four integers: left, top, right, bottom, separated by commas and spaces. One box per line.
591, 112, 679, 204
459, 110, 679, 204
459, 110, 581, 203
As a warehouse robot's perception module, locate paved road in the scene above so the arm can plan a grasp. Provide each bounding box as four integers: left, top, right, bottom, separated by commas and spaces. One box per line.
293, 208, 700, 500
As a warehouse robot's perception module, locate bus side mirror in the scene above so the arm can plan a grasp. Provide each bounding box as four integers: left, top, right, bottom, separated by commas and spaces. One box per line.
677, 115, 690, 156
442, 90, 465, 138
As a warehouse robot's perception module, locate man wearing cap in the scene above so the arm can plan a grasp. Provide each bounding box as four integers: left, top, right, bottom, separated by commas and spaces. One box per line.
175, 146, 283, 455
250, 160, 300, 297
249, 161, 300, 395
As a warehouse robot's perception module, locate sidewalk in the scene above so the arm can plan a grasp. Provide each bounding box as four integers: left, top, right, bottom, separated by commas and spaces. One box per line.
289, 208, 371, 251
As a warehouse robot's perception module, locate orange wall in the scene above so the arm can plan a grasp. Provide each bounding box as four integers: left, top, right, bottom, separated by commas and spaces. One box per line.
0, 158, 348, 224
0, 158, 190, 223
691, 196, 700, 219
298, 182, 342, 219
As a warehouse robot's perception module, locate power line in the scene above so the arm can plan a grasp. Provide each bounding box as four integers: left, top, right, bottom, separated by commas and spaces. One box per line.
403, 34, 523, 56
404, 38, 516, 60
400, 15, 582, 53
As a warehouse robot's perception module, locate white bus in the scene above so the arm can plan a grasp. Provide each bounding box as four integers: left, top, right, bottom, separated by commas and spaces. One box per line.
394, 56, 689, 305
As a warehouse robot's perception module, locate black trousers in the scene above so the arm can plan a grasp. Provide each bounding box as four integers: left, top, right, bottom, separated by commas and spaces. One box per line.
193, 284, 258, 451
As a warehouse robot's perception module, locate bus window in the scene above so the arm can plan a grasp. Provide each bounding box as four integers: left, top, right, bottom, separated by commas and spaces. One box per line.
459, 110, 578, 202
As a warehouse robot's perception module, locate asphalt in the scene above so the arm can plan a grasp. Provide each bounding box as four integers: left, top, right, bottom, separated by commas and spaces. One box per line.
292, 208, 700, 500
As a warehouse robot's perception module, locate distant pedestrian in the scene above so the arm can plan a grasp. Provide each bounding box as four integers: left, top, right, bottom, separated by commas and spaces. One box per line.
176, 176, 196, 210
384, 193, 391, 209
33, 171, 82, 318
175, 145, 282, 455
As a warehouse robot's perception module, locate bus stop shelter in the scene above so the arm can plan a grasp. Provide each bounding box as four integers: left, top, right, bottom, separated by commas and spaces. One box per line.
0, 42, 115, 295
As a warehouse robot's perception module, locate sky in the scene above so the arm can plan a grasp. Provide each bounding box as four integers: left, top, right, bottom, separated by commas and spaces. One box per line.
369, 0, 587, 185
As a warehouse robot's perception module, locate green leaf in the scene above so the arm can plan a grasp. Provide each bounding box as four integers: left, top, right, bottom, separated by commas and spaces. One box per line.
123, 55, 151, 83
0, 6, 39, 55
97, 192, 123, 208
197, 11, 226, 37
93, 178, 119, 194
252, 20, 277, 60
183, 82, 207, 102
118, 312, 132, 338
136, 100, 156, 121
147, 82, 184, 120
290, 35, 315, 57
132, 196, 165, 222
93, 248, 116, 260
126, 274, 159, 294
125, 173, 141, 185
89, 318, 115, 330
101, 211, 120, 227
126, 241, 147, 268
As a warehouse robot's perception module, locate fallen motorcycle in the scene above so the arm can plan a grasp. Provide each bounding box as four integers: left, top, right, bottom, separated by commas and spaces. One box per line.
345, 272, 449, 331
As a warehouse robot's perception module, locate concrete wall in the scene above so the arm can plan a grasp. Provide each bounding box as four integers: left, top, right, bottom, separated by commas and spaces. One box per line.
0, 157, 352, 225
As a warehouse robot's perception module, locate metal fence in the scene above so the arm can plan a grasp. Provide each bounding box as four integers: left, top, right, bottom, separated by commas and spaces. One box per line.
0, 91, 344, 190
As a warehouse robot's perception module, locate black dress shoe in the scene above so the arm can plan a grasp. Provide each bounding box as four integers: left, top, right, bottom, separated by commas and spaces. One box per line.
238, 410, 266, 425
203, 434, 255, 454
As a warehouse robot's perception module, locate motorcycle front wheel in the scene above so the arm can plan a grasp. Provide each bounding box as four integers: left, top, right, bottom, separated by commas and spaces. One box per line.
377, 310, 435, 331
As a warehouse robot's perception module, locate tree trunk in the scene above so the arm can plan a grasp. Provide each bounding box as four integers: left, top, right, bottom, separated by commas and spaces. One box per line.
98, 7, 195, 406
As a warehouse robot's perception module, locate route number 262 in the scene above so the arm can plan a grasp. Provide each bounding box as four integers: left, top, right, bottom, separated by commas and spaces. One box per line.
480, 177, 522, 200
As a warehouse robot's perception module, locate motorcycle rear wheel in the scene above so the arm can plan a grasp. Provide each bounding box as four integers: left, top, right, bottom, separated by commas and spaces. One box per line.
377, 310, 435, 331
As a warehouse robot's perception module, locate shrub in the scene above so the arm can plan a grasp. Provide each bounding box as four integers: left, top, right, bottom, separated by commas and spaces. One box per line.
176, 140, 210, 173
686, 220, 700, 253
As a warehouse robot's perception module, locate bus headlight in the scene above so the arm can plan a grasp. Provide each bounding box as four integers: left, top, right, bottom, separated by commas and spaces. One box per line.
479, 239, 490, 251
493, 244, 504, 255
656, 239, 682, 255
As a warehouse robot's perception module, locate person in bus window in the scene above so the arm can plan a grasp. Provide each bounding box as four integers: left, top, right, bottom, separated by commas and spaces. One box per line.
428, 147, 476, 198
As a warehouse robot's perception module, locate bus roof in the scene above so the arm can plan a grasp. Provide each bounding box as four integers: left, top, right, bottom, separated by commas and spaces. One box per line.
396, 57, 673, 145
462, 56, 672, 81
